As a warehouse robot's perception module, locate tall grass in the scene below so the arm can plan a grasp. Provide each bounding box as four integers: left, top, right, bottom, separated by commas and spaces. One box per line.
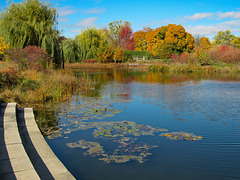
0, 65, 94, 108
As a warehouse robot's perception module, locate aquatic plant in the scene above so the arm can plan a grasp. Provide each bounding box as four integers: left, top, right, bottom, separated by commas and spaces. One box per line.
46, 97, 203, 164
160, 132, 203, 141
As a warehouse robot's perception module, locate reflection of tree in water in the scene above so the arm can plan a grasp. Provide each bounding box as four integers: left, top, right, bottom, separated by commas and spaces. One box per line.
34, 108, 60, 137
73, 68, 240, 123
134, 79, 240, 122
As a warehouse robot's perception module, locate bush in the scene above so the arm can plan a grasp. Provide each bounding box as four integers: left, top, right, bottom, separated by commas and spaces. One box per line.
20, 79, 40, 92
171, 48, 211, 66
4, 48, 27, 70
0, 36, 9, 59
171, 52, 189, 64
0, 67, 20, 88
208, 45, 240, 64
95, 45, 114, 63
113, 46, 128, 63
5, 46, 52, 70
24, 46, 52, 70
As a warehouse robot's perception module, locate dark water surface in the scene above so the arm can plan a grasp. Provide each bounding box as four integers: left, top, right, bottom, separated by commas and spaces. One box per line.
40, 69, 240, 180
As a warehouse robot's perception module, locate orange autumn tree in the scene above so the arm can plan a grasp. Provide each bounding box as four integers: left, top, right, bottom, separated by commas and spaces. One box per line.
146, 26, 168, 57
144, 24, 195, 59
133, 27, 152, 51
199, 37, 211, 51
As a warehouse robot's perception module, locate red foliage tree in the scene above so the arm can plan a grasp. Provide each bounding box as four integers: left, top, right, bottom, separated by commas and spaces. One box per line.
119, 25, 135, 50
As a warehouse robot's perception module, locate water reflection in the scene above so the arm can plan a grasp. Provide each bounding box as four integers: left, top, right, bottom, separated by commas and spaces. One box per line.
35, 68, 240, 180
36, 69, 240, 134
74, 69, 240, 123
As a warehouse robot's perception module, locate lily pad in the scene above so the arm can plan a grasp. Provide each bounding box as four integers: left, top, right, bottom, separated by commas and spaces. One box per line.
66, 140, 105, 157
160, 132, 203, 141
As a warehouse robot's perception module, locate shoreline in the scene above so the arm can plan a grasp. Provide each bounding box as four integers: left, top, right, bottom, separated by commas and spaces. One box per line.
65, 62, 240, 73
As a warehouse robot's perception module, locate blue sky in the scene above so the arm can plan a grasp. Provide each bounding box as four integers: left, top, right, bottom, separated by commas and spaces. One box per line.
2, 0, 240, 40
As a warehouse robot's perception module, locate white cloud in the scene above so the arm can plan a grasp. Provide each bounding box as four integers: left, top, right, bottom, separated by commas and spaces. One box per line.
186, 25, 221, 35
218, 11, 240, 19
82, 8, 106, 14
58, 6, 77, 16
184, 13, 214, 20
219, 20, 240, 27
186, 21, 240, 36
75, 17, 98, 27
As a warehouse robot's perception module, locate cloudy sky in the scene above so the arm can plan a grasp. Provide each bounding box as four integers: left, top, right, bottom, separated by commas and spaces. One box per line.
2, 0, 240, 39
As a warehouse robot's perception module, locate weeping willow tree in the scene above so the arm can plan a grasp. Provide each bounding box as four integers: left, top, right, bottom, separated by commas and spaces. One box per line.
75, 27, 107, 60
0, 0, 62, 66
62, 39, 80, 63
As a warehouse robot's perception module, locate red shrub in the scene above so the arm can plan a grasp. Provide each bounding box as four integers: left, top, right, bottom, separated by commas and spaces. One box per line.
0, 67, 19, 88
208, 45, 240, 64
171, 52, 189, 64
23, 46, 51, 70
5, 46, 51, 71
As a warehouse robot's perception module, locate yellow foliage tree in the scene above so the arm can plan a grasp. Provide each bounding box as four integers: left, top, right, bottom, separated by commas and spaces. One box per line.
143, 24, 195, 58
231, 37, 240, 48
199, 37, 211, 50
113, 46, 127, 63
0, 36, 9, 55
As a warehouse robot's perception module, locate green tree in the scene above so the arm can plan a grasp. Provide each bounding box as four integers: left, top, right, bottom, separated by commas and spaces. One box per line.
75, 27, 107, 60
213, 30, 235, 45
0, 0, 62, 65
62, 39, 80, 63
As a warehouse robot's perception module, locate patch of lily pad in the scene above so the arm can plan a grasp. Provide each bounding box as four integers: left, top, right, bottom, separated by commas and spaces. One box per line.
46, 97, 203, 163
44, 100, 123, 139
64, 120, 203, 163
160, 132, 203, 141
66, 140, 105, 157
93, 121, 168, 138
99, 155, 145, 164
66, 139, 156, 163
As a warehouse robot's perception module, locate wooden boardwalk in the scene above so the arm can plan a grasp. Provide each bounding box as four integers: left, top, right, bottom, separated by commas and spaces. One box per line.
0, 103, 75, 180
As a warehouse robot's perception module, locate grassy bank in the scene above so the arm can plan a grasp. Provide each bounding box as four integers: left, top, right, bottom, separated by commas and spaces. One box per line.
65, 61, 240, 73
65, 62, 128, 69
148, 63, 240, 73
0, 62, 94, 109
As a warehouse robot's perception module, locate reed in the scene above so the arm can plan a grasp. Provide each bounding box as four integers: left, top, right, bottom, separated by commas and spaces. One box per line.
0, 64, 94, 108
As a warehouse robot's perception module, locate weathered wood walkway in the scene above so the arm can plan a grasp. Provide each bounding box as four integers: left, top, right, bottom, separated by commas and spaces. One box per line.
0, 103, 75, 180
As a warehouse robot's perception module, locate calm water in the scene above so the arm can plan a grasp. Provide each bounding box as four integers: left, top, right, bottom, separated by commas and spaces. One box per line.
39, 69, 240, 180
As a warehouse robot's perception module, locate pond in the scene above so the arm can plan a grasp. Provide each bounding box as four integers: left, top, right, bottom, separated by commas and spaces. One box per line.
36, 68, 240, 180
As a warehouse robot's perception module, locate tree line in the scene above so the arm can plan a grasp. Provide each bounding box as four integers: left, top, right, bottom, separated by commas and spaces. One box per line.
0, 0, 240, 66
